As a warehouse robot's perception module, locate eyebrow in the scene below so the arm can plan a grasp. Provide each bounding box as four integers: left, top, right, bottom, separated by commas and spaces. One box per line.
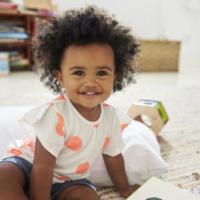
69, 66, 113, 71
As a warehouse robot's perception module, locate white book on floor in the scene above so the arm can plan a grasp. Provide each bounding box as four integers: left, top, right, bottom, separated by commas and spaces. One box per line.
127, 177, 199, 200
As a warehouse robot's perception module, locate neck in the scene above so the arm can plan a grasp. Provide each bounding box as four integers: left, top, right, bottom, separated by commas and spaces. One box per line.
72, 102, 101, 121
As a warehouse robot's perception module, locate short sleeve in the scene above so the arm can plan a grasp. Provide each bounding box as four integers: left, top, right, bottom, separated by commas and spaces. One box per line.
102, 110, 124, 156
115, 108, 132, 124
21, 104, 66, 157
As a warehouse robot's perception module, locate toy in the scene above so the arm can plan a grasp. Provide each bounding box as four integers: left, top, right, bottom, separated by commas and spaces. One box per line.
127, 99, 169, 134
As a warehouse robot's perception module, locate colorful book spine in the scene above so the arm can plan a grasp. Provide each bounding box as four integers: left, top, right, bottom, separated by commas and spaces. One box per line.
0, 32, 28, 39
0, 2, 18, 10
0, 52, 9, 75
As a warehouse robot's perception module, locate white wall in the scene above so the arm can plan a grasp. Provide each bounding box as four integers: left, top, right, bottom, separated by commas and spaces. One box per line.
161, 0, 200, 70
53, 0, 165, 38
53, 0, 200, 71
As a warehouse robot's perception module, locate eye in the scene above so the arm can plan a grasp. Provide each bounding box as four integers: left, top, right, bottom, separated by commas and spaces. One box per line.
96, 70, 109, 77
72, 70, 84, 76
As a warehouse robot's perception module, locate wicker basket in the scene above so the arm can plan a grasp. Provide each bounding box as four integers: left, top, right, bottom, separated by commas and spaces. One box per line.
135, 40, 181, 72
24, 0, 53, 10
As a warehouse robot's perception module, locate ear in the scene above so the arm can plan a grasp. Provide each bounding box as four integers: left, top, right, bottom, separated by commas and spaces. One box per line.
114, 72, 118, 83
55, 70, 63, 85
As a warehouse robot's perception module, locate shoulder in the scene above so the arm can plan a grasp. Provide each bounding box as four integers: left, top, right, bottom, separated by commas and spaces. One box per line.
102, 103, 117, 111
21, 94, 68, 126
102, 103, 132, 121
102, 103, 118, 115
49, 94, 66, 106
101, 103, 120, 125
102, 103, 133, 131
47, 94, 72, 113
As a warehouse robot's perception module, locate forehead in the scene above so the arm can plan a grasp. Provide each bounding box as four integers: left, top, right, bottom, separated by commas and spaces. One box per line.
61, 43, 115, 68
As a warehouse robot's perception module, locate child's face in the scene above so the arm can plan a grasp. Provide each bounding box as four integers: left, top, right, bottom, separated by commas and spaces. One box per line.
58, 43, 116, 111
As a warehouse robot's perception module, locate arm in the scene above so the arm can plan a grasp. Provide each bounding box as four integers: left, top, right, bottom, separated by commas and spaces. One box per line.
103, 153, 140, 198
31, 138, 56, 200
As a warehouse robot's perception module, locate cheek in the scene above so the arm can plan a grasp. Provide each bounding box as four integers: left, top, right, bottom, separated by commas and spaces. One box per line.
103, 79, 114, 92
62, 80, 77, 91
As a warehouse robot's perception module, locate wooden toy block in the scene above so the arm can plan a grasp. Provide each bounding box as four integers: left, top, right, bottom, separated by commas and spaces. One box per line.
127, 99, 169, 134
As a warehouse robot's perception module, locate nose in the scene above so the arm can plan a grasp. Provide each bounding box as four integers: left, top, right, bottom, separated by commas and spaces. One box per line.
84, 74, 97, 87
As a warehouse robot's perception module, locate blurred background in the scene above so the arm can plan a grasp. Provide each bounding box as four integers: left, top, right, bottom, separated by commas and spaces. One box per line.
0, 0, 200, 108
54, 0, 200, 71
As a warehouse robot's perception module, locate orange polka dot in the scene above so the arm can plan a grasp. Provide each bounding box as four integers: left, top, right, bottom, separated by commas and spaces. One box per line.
65, 136, 82, 151
120, 123, 129, 133
55, 95, 65, 101
102, 137, 110, 151
20, 138, 34, 152
56, 112, 64, 136
76, 162, 90, 174
55, 175, 70, 181
21, 138, 33, 148
7, 147, 22, 156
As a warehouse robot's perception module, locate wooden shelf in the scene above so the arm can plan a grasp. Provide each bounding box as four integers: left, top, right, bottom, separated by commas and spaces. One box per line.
0, 40, 30, 46
0, 12, 52, 71
0, 10, 50, 17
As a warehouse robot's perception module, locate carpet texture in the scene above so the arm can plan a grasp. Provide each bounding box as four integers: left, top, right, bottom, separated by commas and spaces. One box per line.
97, 86, 200, 199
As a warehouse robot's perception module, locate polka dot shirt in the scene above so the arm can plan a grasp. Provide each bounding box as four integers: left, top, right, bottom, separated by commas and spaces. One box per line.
4, 94, 125, 183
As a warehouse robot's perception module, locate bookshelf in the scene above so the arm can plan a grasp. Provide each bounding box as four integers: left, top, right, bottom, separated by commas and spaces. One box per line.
0, 11, 52, 72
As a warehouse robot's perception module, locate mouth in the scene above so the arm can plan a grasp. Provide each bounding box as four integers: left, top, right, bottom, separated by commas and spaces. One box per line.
79, 91, 101, 96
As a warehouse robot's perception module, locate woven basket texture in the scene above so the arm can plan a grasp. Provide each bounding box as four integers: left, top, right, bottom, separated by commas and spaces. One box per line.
135, 40, 181, 72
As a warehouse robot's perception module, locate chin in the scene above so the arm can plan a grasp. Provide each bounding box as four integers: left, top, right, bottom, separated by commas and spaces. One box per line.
79, 98, 103, 107
82, 103, 100, 109
71, 100, 100, 110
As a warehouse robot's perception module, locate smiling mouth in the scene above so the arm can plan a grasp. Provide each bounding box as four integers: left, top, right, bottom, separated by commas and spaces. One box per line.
79, 91, 101, 96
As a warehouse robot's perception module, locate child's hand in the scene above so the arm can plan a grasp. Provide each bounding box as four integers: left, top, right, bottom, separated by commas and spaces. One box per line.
119, 184, 140, 198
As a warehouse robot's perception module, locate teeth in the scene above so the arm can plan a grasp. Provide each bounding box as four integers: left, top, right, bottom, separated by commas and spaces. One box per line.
80, 91, 100, 95
85, 92, 95, 95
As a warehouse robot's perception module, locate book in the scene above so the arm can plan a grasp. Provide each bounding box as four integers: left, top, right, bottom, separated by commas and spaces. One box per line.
0, 2, 18, 10
10, 51, 29, 70
0, 32, 28, 39
0, 38, 26, 43
127, 177, 199, 200
0, 52, 9, 75
0, 9, 18, 14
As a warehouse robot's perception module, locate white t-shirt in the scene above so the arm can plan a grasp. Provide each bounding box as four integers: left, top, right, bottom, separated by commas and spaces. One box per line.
4, 94, 124, 183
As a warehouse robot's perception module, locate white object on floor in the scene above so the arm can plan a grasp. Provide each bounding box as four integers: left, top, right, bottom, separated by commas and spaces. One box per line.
127, 177, 199, 200
89, 119, 168, 186
0, 106, 32, 158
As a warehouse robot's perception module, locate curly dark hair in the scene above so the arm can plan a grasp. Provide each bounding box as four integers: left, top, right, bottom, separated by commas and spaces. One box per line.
33, 5, 139, 93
